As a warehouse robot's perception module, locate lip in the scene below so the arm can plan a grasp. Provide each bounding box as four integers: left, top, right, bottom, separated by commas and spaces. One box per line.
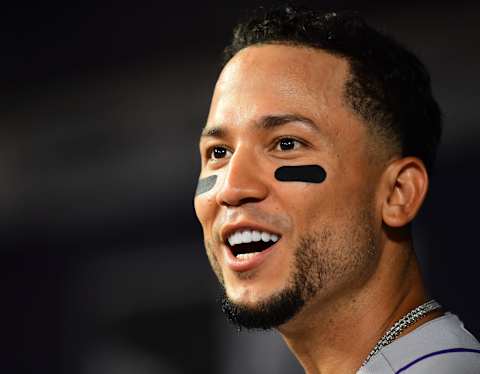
223, 239, 280, 272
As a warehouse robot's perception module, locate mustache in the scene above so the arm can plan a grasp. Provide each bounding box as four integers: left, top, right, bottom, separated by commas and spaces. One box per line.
213, 205, 292, 242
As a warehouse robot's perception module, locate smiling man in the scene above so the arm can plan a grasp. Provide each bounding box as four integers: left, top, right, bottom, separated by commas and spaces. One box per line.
193, 5, 480, 374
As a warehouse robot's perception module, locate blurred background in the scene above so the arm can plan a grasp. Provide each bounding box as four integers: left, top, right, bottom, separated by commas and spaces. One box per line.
1, 1, 479, 373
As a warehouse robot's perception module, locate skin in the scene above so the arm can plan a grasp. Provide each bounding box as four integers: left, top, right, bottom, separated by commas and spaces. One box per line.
194, 44, 440, 374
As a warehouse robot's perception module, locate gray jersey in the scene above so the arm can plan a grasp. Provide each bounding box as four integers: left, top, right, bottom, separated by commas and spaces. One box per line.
357, 313, 480, 374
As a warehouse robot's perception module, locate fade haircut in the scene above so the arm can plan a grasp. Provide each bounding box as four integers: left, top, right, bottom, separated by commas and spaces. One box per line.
223, 5, 442, 173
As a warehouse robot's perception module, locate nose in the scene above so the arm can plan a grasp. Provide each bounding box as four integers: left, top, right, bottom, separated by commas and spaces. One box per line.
215, 146, 269, 207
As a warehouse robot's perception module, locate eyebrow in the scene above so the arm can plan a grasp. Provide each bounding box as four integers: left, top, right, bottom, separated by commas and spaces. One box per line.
200, 113, 321, 139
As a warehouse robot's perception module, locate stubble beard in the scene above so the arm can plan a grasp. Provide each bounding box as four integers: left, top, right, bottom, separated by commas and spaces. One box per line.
206, 210, 378, 331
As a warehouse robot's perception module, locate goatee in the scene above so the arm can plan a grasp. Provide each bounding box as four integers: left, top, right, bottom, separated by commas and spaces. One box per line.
220, 235, 323, 330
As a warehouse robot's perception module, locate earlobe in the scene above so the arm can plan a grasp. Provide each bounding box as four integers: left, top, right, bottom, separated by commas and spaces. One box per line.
382, 157, 429, 227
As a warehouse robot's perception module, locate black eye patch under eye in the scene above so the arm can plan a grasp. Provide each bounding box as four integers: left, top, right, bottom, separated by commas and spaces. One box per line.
275, 165, 326, 184
195, 175, 218, 196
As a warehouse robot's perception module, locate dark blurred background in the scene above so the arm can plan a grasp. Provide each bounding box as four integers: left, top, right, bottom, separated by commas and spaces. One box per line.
1, 1, 479, 373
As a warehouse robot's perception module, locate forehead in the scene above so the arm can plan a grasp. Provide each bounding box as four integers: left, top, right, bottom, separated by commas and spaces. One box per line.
207, 44, 351, 130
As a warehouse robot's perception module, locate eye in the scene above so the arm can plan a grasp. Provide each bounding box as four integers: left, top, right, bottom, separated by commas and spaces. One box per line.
276, 137, 302, 151
209, 146, 232, 161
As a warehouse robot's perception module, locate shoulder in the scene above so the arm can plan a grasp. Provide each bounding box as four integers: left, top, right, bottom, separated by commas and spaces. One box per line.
361, 313, 480, 374
393, 348, 480, 373
358, 349, 480, 374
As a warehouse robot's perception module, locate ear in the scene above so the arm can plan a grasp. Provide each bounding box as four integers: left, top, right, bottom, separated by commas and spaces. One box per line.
381, 157, 429, 227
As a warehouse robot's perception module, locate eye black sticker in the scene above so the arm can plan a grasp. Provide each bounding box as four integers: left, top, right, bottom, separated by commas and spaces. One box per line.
195, 175, 218, 196
275, 165, 326, 184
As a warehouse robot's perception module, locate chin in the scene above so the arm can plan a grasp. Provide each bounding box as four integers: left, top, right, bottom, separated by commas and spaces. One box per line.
221, 278, 306, 330
224, 275, 288, 306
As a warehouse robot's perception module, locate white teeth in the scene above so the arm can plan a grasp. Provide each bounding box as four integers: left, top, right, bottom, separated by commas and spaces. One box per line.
241, 230, 252, 243
261, 232, 270, 242
236, 253, 258, 260
227, 229, 280, 246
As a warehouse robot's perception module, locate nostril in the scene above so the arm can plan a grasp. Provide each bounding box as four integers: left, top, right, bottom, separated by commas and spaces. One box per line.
221, 196, 264, 207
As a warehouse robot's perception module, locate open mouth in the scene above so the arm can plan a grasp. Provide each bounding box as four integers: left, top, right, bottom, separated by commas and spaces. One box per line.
226, 229, 280, 260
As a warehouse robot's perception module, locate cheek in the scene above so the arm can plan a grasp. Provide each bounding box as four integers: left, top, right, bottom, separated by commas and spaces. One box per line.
273, 164, 328, 223
282, 185, 348, 241
194, 174, 219, 216
275, 183, 323, 230
194, 174, 224, 240
195, 175, 218, 196
291, 185, 326, 221
194, 192, 217, 230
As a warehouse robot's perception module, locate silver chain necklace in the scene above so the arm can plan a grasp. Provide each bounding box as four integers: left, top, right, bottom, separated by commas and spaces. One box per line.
362, 299, 442, 366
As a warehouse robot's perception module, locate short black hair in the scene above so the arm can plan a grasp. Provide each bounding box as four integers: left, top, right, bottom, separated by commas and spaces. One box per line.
223, 5, 442, 173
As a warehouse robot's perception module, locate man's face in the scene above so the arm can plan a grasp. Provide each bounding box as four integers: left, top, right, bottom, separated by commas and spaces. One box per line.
194, 45, 383, 328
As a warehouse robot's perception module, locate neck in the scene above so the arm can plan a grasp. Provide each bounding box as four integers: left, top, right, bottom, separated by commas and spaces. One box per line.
277, 241, 431, 374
